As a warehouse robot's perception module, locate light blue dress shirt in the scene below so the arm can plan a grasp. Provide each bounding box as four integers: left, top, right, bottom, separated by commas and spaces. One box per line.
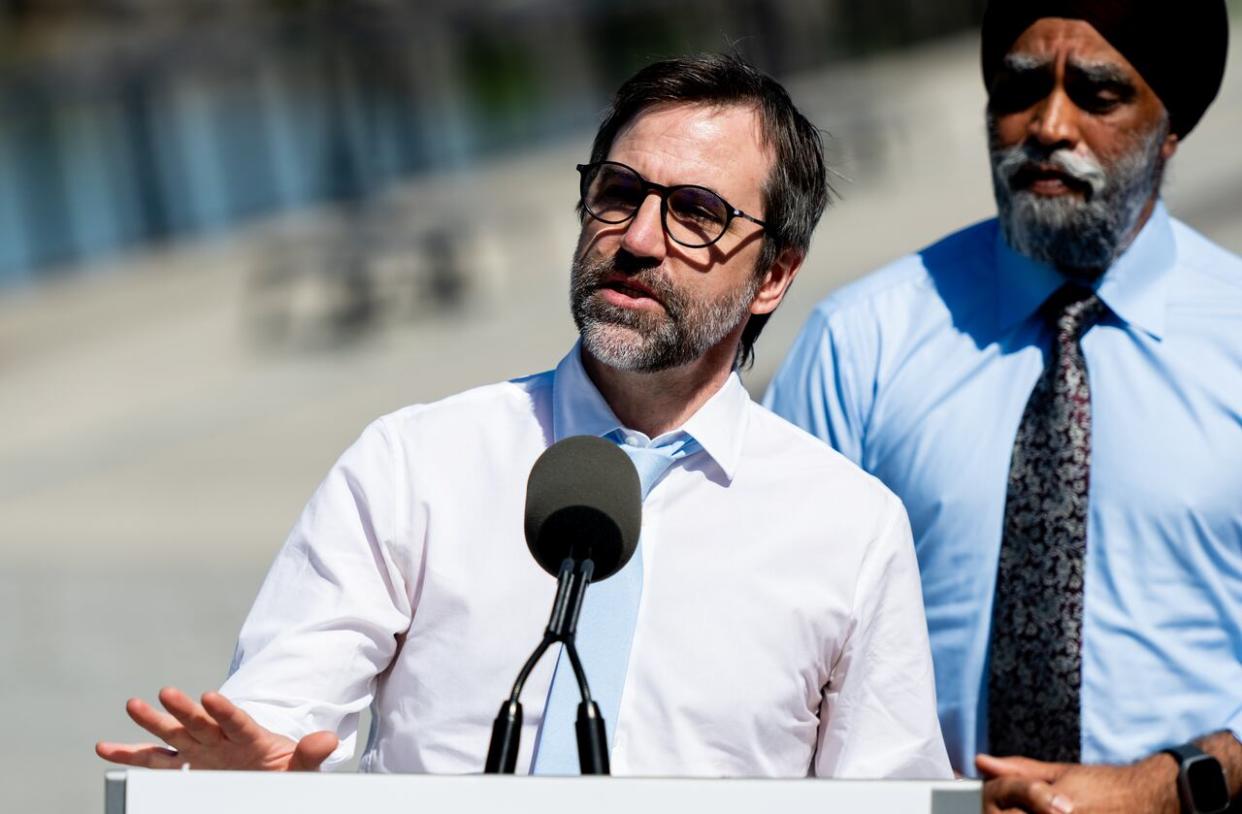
765, 202, 1242, 773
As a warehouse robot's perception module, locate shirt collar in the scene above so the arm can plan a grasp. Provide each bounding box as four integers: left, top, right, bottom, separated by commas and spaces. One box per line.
992, 201, 1175, 340
551, 342, 748, 481
1096, 201, 1174, 339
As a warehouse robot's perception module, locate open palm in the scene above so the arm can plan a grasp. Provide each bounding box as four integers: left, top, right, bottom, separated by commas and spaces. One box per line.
96, 687, 338, 771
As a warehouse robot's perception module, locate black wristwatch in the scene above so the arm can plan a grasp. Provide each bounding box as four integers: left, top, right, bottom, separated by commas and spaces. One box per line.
1162, 742, 1230, 814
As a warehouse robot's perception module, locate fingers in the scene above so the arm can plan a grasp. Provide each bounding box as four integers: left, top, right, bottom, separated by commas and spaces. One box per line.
289, 731, 340, 772
107, 688, 331, 772
977, 753, 1067, 782
159, 687, 223, 746
201, 691, 266, 745
984, 776, 1074, 814
96, 741, 185, 770
125, 697, 195, 750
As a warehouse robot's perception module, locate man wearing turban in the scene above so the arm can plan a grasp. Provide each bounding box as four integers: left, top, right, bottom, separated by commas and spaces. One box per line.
768, 1, 1241, 812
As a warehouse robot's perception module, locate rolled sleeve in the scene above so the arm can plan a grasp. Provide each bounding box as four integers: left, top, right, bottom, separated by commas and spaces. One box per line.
220, 417, 417, 768
813, 493, 952, 779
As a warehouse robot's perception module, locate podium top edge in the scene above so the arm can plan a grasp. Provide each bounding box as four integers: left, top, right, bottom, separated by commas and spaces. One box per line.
102, 769, 979, 787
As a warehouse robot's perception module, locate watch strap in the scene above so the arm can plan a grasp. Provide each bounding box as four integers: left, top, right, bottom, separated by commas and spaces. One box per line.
1164, 742, 1210, 764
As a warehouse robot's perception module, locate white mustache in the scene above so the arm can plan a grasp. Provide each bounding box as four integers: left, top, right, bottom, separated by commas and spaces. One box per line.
994, 143, 1107, 196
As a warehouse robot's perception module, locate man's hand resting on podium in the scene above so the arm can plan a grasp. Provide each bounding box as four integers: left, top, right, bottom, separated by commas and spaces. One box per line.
95, 687, 339, 771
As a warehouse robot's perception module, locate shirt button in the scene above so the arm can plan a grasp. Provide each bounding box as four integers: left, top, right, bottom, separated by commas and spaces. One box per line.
625, 435, 641, 446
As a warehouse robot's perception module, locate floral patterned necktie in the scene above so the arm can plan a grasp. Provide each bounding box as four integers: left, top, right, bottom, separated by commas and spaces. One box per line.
987, 284, 1109, 762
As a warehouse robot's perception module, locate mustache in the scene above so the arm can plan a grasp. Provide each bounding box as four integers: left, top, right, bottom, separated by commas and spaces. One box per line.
993, 141, 1107, 197
576, 250, 676, 305
610, 248, 661, 276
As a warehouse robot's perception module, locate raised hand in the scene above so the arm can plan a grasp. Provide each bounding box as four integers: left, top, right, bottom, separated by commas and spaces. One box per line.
96, 687, 339, 771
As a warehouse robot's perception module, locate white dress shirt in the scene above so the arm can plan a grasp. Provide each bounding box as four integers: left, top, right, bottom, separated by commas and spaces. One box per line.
220, 345, 951, 778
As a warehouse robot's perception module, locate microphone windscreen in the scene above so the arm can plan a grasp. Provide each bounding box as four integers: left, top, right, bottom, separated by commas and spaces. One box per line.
524, 435, 641, 581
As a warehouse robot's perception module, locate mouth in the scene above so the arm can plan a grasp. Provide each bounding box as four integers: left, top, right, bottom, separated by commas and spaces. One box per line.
1010, 163, 1092, 198
597, 275, 664, 309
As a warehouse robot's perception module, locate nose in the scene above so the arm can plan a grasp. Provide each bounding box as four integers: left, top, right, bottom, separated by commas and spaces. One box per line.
1028, 86, 1080, 151
619, 194, 667, 263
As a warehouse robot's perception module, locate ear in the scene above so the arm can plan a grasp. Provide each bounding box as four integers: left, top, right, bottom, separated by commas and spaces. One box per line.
1160, 131, 1179, 162
750, 248, 805, 316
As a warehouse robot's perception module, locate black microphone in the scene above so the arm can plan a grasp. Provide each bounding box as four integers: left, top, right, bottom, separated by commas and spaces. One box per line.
484, 435, 641, 776
524, 434, 642, 581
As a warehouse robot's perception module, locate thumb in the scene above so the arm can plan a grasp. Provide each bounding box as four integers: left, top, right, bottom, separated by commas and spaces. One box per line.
976, 753, 1066, 782
289, 731, 339, 771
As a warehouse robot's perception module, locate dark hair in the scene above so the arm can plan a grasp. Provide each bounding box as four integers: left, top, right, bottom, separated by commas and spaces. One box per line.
586, 53, 831, 368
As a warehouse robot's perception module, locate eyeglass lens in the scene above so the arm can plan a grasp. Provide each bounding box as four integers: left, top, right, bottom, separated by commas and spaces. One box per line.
582, 163, 731, 248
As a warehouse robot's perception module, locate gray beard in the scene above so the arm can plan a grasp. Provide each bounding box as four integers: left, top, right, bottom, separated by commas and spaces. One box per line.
570, 250, 759, 373
989, 118, 1168, 276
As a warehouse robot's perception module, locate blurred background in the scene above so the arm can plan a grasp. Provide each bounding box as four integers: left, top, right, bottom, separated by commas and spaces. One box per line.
1, 1, 1239, 811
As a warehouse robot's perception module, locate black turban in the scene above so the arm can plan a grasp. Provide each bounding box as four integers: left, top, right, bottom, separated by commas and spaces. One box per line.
981, 0, 1229, 138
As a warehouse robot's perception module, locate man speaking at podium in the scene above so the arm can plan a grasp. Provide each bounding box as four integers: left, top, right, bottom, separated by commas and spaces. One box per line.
98, 55, 951, 779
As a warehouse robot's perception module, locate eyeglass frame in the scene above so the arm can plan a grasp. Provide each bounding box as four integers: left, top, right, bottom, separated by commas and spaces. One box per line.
575, 160, 767, 249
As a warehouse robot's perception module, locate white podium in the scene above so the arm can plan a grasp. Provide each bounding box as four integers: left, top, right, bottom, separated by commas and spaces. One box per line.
105, 769, 980, 813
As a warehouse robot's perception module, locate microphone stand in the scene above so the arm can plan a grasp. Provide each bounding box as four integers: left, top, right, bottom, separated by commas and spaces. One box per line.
484, 555, 610, 775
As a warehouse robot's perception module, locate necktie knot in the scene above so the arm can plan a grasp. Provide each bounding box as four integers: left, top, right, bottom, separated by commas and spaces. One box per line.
1043, 284, 1108, 342
609, 431, 701, 499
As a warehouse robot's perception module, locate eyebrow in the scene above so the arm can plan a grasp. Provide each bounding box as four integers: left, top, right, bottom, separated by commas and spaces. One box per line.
1067, 59, 1134, 87
653, 174, 730, 203
1001, 53, 1133, 87
1001, 53, 1051, 73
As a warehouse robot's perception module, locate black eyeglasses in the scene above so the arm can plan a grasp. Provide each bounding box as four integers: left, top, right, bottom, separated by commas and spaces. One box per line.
576, 161, 766, 249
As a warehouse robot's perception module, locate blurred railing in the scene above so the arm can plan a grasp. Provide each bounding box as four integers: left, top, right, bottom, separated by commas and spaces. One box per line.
0, 0, 987, 286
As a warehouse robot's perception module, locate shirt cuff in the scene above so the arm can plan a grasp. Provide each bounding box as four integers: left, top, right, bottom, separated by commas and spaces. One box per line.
230, 699, 357, 770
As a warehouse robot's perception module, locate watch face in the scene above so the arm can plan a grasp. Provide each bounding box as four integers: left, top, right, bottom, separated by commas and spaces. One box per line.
1186, 755, 1230, 812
